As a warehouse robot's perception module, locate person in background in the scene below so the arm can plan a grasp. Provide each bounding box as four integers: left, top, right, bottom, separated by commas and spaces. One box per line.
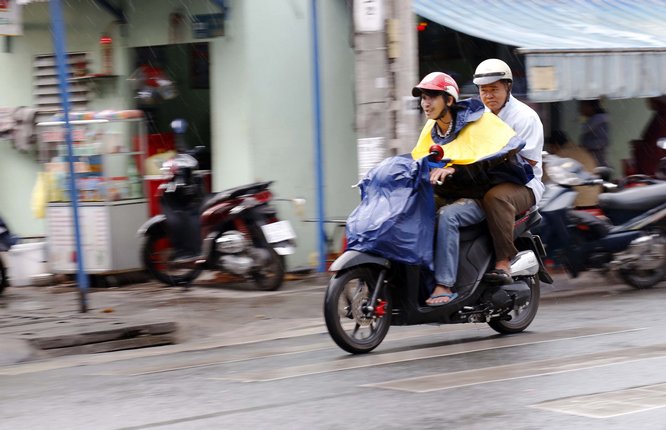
545, 130, 600, 208
579, 99, 610, 168
472, 58, 545, 284
632, 96, 666, 176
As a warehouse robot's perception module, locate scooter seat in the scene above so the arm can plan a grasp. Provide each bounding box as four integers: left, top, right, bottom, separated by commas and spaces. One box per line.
202, 181, 273, 211
598, 182, 666, 212
514, 206, 541, 238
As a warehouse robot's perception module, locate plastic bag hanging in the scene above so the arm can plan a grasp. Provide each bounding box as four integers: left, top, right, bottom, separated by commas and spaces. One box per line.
127, 65, 179, 106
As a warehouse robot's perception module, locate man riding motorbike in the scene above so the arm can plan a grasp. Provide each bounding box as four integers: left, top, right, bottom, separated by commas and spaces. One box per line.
410, 71, 536, 306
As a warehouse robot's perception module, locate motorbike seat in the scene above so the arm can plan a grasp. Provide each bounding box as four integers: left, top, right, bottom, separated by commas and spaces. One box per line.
514, 206, 541, 238
598, 182, 666, 212
201, 181, 273, 211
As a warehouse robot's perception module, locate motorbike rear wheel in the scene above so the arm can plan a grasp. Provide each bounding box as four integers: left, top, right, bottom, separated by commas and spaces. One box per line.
488, 276, 540, 334
620, 266, 666, 289
251, 248, 285, 291
324, 266, 391, 354
619, 231, 666, 289
142, 230, 202, 286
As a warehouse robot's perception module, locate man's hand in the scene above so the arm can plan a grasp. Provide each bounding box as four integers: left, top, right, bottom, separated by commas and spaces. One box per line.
430, 166, 455, 185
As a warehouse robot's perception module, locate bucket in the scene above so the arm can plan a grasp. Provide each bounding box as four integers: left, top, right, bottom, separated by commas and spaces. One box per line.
6, 242, 48, 287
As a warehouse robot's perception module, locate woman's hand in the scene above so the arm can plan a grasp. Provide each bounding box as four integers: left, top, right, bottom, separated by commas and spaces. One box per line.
430, 166, 455, 185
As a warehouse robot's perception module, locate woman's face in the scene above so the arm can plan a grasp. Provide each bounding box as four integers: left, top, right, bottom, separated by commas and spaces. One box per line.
420, 93, 447, 120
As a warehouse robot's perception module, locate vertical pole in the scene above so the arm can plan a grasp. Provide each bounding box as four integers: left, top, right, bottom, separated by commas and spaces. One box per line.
49, 0, 89, 312
310, 0, 327, 272
390, 0, 420, 154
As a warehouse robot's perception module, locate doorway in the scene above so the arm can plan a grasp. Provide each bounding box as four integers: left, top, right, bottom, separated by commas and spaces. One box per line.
131, 42, 211, 170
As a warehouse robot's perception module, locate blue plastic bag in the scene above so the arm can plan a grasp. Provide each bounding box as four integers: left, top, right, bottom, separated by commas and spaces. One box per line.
346, 154, 435, 270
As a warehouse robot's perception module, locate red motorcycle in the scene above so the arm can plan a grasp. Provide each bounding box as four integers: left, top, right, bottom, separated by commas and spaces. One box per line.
138, 121, 296, 290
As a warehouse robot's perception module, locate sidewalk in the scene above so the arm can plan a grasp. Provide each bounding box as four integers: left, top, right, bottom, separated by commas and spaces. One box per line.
0, 270, 630, 366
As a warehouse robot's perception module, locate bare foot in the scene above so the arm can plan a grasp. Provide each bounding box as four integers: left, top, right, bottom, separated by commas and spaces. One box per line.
495, 259, 511, 274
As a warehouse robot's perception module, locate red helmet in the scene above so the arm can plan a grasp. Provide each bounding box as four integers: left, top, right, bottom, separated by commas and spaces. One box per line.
412, 72, 460, 102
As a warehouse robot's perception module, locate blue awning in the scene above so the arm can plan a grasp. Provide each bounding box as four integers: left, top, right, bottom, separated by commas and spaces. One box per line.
413, 0, 666, 102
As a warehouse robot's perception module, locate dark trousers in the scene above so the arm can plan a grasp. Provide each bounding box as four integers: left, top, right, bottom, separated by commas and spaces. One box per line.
481, 183, 536, 262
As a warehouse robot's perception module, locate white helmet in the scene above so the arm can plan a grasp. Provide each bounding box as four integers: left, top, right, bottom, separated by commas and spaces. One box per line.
473, 59, 513, 85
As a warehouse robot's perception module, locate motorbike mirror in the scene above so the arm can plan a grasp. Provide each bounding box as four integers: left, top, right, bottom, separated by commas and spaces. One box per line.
171, 119, 188, 135
657, 137, 666, 149
171, 119, 189, 153
593, 166, 613, 182
428, 144, 444, 162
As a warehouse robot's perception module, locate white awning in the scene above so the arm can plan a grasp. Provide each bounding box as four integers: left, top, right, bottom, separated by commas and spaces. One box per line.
413, 0, 666, 102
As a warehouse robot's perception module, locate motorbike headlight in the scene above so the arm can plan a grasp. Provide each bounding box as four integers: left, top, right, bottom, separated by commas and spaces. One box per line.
546, 165, 583, 186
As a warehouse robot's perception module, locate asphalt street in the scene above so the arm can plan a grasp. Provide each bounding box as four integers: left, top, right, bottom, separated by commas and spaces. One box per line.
1, 271, 666, 429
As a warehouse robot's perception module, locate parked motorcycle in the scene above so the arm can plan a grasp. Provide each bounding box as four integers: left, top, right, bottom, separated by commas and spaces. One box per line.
0, 215, 18, 295
537, 152, 666, 289
138, 120, 296, 290
323, 147, 551, 354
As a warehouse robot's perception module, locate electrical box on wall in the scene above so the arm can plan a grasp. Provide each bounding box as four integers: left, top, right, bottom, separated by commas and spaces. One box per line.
192, 13, 224, 39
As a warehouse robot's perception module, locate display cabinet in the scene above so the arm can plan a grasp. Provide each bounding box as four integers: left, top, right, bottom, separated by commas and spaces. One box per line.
37, 110, 149, 273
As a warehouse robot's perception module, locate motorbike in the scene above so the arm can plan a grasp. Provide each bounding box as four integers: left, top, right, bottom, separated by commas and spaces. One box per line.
323, 146, 551, 354
138, 120, 296, 290
536, 152, 666, 289
0, 215, 18, 295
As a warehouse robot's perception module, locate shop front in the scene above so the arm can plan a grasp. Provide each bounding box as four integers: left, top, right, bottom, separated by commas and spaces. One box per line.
0, 0, 359, 274
412, 0, 666, 175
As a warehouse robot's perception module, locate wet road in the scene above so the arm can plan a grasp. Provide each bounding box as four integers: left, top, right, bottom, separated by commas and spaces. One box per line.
2, 280, 666, 429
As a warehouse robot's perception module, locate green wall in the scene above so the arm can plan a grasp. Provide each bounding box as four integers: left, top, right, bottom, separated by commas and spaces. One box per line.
209, 0, 357, 268
0, 0, 130, 237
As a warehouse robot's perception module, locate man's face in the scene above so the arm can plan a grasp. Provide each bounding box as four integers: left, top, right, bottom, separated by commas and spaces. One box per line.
420, 93, 446, 120
478, 81, 509, 114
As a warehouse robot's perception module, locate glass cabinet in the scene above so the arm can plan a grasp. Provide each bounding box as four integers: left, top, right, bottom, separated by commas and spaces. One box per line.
37, 110, 149, 273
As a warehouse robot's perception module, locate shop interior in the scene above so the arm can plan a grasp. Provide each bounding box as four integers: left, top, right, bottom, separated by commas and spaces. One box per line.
130, 42, 211, 171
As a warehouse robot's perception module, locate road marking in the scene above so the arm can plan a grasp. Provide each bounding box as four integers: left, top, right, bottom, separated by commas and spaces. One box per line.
366, 345, 666, 393
532, 383, 666, 418
219, 326, 643, 382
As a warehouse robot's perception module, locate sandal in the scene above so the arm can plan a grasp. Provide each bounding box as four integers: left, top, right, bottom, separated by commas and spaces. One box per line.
483, 269, 513, 284
426, 292, 459, 307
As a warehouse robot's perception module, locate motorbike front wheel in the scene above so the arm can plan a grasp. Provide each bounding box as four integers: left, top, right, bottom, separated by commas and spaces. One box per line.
488, 276, 541, 334
324, 267, 391, 354
142, 231, 202, 286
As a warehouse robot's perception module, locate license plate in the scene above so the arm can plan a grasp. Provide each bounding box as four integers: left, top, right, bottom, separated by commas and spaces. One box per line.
261, 220, 296, 243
